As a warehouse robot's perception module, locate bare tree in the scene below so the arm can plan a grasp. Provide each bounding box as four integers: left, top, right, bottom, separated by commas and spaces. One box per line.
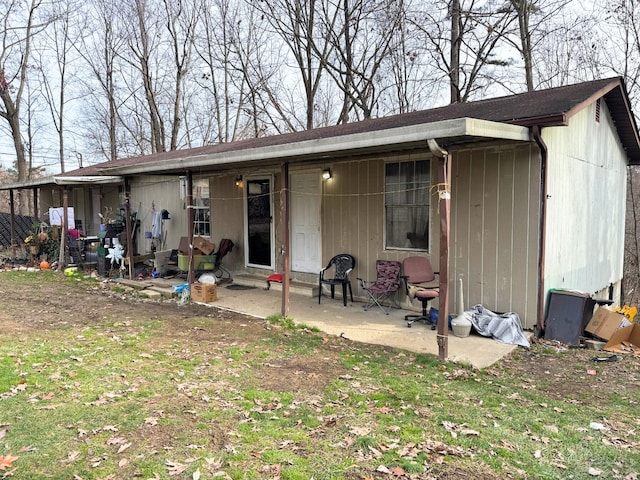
595, 0, 640, 111
36, 0, 83, 173
253, 0, 336, 130
123, 0, 167, 153
625, 166, 640, 306
319, 0, 404, 122
162, 0, 201, 150
192, 0, 250, 143
222, 2, 292, 137
499, 0, 572, 92
411, 0, 515, 104
532, 9, 602, 89
74, 0, 129, 161
0, 0, 45, 186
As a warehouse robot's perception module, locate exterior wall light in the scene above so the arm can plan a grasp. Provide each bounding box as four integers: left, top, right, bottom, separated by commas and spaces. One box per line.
235, 175, 243, 187
322, 169, 332, 180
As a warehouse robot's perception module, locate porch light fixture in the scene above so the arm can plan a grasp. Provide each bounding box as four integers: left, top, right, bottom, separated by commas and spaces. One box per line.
322, 168, 332, 180
235, 175, 243, 187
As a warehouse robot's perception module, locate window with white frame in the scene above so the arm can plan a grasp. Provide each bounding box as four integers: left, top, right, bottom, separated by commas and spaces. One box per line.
385, 159, 431, 250
193, 178, 210, 237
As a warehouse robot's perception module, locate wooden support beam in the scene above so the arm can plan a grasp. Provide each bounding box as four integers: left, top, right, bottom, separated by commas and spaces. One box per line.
280, 161, 290, 317
186, 172, 195, 285
9, 190, 16, 257
429, 139, 451, 363
436, 155, 451, 361
124, 177, 134, 280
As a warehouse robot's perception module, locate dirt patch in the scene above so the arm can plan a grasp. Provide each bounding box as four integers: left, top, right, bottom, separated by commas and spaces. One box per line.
2, 273, 639, 406
489, 337, 640, 405
2, 271, 639, 480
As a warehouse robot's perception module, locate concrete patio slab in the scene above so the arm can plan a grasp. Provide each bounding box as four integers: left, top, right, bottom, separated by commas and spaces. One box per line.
202, 282, 524, 369
117, 277, 527, 369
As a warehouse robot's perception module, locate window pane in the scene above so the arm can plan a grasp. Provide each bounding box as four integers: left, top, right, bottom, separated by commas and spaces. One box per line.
193, 178, 211, 237
385, 159, 430, 250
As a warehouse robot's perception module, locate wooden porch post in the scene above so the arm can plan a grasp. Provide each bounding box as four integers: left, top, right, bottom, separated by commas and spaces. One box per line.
186, 172, 195, 285
280, 161, 290, 317
430, 140, 451, 362
124, 177, 134, 280
33, 187, 38, 221
9, 189, 16, 257
58, 187, 69, 269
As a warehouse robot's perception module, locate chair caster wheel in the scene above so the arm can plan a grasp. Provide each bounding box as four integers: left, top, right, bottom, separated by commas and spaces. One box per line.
431, 325, 436, 330
407, 324, 412, 328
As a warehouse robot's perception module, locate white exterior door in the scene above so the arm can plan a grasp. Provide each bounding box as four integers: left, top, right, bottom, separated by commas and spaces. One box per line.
291, 171, 321, 273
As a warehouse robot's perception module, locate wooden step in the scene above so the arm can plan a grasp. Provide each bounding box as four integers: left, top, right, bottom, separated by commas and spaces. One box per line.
232, 274, 318, 297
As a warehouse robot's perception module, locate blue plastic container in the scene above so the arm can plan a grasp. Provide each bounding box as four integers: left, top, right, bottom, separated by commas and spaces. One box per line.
429, 308, 453, 329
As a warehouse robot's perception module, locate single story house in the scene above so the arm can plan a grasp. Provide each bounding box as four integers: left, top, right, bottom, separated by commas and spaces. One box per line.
3, 77, 639, 335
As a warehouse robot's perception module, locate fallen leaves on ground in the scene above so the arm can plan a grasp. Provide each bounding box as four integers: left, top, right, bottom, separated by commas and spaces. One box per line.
166, 460, 189, 476
0, 454, 19, 470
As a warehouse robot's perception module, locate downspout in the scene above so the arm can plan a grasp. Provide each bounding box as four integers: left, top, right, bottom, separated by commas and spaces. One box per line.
532, 125, 548, 335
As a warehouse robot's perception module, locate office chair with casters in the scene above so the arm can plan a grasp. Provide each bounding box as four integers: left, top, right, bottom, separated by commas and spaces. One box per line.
319, 254, 356, 306
402, 256, 439, 328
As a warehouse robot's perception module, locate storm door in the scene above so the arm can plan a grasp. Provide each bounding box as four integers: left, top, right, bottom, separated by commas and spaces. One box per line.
245, 177, 274, 268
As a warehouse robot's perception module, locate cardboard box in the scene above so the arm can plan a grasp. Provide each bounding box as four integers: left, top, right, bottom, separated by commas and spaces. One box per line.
585, 308, 631, 340
603, 324, 640, 355
193, 236, 215, 255
191, 283, 217, 303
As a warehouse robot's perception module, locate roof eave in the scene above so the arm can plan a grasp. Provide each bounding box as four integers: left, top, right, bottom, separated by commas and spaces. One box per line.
0, 175, 57, 191
53, 175, 123, 185
99, 118, 531, 175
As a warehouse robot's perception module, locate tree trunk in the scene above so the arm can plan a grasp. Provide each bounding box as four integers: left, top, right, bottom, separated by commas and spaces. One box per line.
450, 0, 461, 103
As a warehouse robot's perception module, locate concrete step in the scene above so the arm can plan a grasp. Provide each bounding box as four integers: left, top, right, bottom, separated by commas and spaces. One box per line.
232, 274, 318, 297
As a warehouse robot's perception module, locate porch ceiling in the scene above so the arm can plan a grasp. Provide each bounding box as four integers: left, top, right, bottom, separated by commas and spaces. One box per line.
97, 118, 531, 176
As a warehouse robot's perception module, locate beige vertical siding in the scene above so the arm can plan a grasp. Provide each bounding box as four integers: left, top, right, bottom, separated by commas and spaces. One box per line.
129, 176, 187, 254
207, 145, 541, 329
319, 150, 438, 299
450, 144, 541, 329
210, 174, 245, 272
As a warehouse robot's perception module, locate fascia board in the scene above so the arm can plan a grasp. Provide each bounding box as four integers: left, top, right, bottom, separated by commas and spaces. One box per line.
53, 175, 123, 185
102, 118, 531, 175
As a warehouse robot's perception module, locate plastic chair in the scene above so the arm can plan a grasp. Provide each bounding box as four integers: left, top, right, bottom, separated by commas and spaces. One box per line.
318, 254, 356, 306
357, 260, 401, 314
402, 256, 439, 328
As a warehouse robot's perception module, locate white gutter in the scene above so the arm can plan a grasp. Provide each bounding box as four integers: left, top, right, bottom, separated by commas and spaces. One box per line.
53, 175, 123, 185
101, 118, 531, 175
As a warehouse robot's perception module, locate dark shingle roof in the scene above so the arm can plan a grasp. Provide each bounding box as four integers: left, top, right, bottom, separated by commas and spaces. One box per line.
59, 77, 640, 175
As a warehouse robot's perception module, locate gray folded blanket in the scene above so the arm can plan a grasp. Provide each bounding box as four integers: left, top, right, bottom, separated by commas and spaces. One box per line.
468, 304, 530, 348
